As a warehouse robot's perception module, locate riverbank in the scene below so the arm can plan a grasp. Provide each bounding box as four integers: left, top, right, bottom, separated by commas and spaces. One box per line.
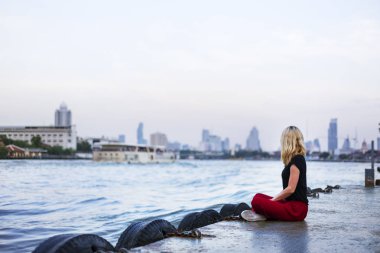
1, 157, 379, 164
134, 186, 380, 253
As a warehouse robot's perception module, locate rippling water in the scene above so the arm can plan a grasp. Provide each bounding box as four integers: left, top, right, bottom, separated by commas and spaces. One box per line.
0, 160, 374, 252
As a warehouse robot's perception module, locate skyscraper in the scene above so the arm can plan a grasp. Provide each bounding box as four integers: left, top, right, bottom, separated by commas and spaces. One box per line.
222, 138, 230, 152
328, 118, 338, 154
199, 129, 224, 152
313, 139, 321, 152
150, 132, 168, 147
137, 122, 147, 145
208, 135, 222, 152
55, 103, 72, 127
341, 136, 351, 154
246, 127, 261, 151
202, 129, 210, 142
305, 141, 313, 152
118, 134, 126, 144
361, 140, 368, 153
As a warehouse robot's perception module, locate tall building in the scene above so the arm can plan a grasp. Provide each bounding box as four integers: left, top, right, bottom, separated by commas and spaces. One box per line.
313, 139, 321, 152
137, 122, 147, 145
208, 135, 222, 152
234, 144, 242, 152
198, 129, 224, 152
167, 141, 181, 151
55, 103, 72, 127
222, 138, 230, 152
202, 129, 210, 142
246, 127, 261, 151
150, 132, 168, 147
305, 141, 313, 153
305, 138, 321, 153
341, 136, 351, 154
361, 140, 368, 154
328, 118, 338, 154
377, 137, 380, 151
118, 134, 126, 143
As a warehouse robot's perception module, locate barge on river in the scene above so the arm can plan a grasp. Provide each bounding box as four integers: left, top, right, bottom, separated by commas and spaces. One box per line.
93, 143, 176, 163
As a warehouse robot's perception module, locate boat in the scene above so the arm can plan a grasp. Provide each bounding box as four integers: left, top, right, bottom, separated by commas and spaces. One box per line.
93, 143, 176, 163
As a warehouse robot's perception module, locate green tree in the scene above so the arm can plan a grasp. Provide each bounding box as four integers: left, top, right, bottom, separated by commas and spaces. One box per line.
319, 152, 330, 160
31, 135, 42, 147
0, 135, 12, 145
47, 146, 64, 155
77, 140, 92, 152
12, 140, 29, 148
47, 146, 75, 156
63, 148, 75, 155
0, 147, 8, 159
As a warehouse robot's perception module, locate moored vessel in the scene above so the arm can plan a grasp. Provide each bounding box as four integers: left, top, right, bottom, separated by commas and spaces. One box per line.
93, 143, 176, 163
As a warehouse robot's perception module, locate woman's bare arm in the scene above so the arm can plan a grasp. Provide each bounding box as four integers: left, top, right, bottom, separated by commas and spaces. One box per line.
271, 165, 300, 201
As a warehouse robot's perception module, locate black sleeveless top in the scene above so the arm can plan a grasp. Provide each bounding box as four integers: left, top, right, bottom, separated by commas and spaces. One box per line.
281, 154, 308, 204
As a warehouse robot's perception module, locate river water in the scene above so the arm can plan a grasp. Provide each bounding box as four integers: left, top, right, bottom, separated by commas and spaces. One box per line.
0, 160, 374, 252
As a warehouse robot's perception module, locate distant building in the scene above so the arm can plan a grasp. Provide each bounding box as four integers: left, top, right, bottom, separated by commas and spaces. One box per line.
234, 144, 242, 152
150, 132, 168, 147
88, 136, 119, 150
55, 103, 72, 127
305, 138, 321, 153
0, 126, 77, 149
137, 122, 147, 145
313, 139, 321, 152
182, 144, 191, 151
246, 127, 261, 151
361, 140, 368, 154
208, 135, 222, 152
328, 119, 338, 154
305, 141, 313, 153
222, 138, 230, 152
199, 129, 224, 152
341, 136, 351, 154
202, 129, 210, 142
118, 134, 126, 144
167, 141, 181, 151
6, 144, 47, 158
377, 137, 380, 151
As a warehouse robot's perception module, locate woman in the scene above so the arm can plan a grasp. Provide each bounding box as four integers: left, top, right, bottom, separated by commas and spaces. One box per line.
241, 126, 308, 222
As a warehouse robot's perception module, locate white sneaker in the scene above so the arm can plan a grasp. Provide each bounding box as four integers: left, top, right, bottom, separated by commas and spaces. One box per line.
241, 210, 267, 222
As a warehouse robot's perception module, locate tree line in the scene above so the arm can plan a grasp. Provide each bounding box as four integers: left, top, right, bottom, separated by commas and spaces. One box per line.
0, 135, 92, 159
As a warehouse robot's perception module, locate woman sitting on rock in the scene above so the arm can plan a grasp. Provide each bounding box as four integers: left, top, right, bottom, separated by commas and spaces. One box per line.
242, 126, 308, 222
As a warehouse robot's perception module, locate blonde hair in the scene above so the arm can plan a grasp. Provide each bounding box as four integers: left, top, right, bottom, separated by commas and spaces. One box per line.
281, 126, 306, 165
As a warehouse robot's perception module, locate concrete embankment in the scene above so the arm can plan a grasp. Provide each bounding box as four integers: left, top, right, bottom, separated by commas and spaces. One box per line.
135, 186, 380, 253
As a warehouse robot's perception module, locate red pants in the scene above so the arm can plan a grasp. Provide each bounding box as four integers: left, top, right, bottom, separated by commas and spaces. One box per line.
251, 193, 308, 221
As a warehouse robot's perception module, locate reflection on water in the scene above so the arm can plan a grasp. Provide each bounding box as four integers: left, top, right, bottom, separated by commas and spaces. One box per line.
0, 160, 372, 252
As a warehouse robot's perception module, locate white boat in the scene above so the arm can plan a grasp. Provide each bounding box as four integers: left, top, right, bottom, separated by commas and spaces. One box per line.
93, 143, 176, 163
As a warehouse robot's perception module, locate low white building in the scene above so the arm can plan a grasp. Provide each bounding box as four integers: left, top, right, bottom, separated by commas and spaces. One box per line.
0, 126, 77, 150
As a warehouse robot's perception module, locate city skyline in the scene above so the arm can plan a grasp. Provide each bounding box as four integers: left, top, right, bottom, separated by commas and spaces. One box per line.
1, 101, 379, 152
1, 1, 379, 151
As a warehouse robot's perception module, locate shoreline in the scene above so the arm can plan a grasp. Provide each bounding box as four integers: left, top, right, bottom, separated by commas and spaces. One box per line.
0, 157, 379, 164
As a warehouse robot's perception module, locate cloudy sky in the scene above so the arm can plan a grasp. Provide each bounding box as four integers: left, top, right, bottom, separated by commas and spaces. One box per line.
1, 0, 379, 151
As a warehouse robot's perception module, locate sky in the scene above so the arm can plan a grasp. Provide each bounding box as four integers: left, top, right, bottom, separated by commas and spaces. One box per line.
0, 0, 380, 151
